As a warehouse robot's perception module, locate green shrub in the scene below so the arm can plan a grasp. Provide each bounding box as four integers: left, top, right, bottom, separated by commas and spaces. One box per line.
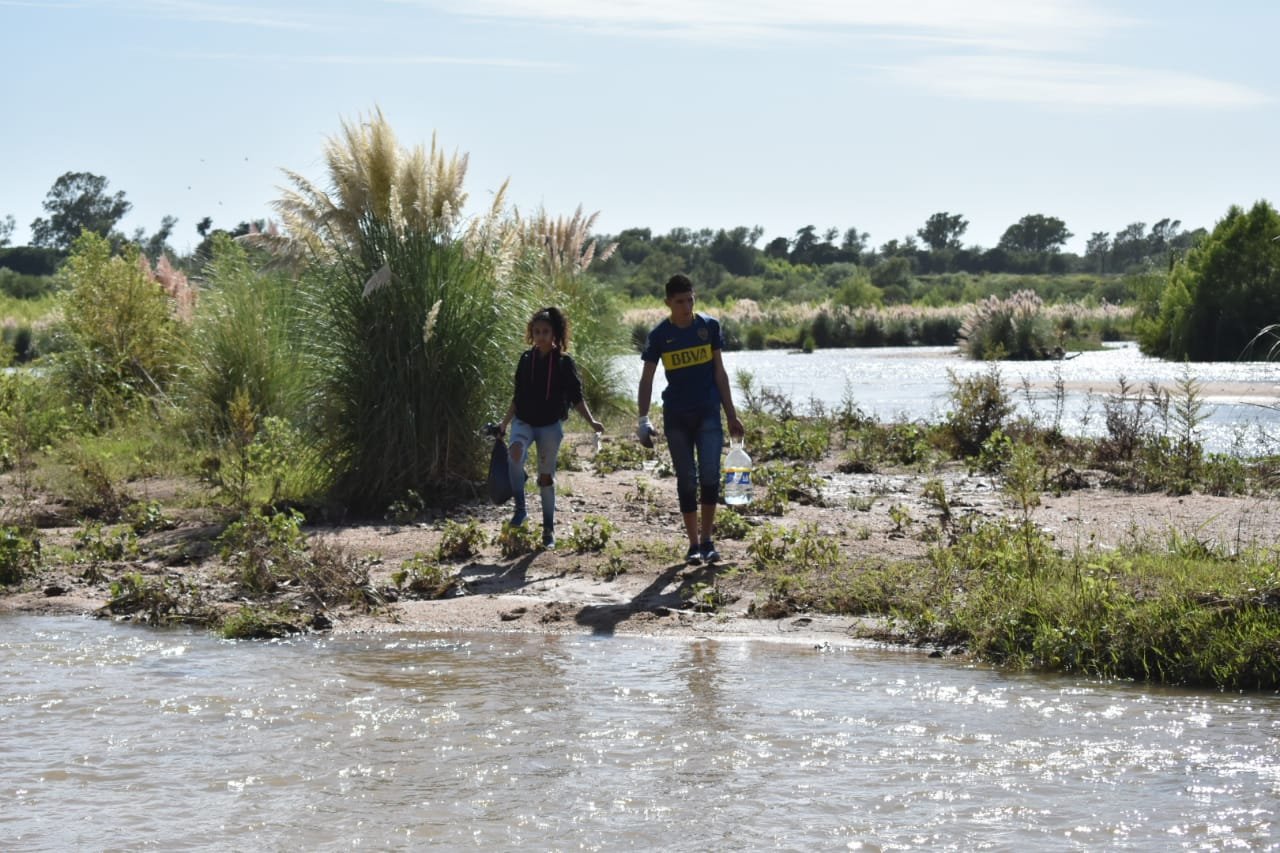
53, 232, 181, 424
0, 368, 76, 473
218, 508, 308, 595
495, 522, 540, 558
683, 580, 730, 613
714, 507, 751, 540
73, 522, 138, 565
220, 606, 303, 640
755, 461, 825, 516
126, 500, 172, 535
106, 572, 206, 626
392, 554, 457, 598
593, 438, 648, 474
563, 514, 616, 552
594, 544, 627, 580
943, 364, 1014, 457
0, 269, 59, 300
753, 417, 830, 462
436, 517, 486, 561
746, 522, 843, 613
0, 526, 40, 585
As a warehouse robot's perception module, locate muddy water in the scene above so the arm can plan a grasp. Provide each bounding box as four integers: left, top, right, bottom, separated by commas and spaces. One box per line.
3, 615, 1278, 851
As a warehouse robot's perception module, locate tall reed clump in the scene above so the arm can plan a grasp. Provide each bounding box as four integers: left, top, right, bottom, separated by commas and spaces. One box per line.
265, 107, 535, 510
958, 290, 1055, 360
185, 234, 310, 441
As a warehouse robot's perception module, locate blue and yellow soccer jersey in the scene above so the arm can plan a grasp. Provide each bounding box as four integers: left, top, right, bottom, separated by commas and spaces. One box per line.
641, 313, 724, 415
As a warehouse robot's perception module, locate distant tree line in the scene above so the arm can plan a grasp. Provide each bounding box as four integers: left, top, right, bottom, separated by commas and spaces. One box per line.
590, 212, 1206, 304
5, 169, 1277, 364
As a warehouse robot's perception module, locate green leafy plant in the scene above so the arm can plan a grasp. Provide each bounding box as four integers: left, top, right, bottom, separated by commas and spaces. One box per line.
563, 514, 616, 553
714, 507, 751, 540
126, 499, 172, 535
0, 526, 40, 585
74, 522, 139, 565
392, 554, 457, 599
220, 605, 304, 640
385, 490, 427, 524
594, 439, 648, 475
218, 508, 308, 595
594, 544, 627, 580
495, 522, 540, 558
755, 461, 825, 517
624, 476, 660, 520
683, 580, 729, 613
106, 572, 206, 626
943, 363, 1014, 457
53, 231, 182, 424
888, 503, 913, 536
436, 518, 486, 561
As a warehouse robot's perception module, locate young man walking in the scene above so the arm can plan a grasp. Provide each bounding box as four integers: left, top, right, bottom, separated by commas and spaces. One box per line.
637, 274, 745, 564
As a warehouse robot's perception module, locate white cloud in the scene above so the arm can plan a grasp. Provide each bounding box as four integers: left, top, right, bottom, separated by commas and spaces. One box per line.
882, 55, 1272, 109
410, 0, 1125, 50
81, 0, 332, 31
179, 51, 566, 70
402, 0, 1267, 111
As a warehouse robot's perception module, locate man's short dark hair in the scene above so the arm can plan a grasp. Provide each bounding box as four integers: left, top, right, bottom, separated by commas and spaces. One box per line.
665, 274, 694, 298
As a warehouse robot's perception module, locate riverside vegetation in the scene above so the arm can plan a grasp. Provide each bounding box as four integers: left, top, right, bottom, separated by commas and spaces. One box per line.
3, 350, 1279, 690
2, 109, 1279, 691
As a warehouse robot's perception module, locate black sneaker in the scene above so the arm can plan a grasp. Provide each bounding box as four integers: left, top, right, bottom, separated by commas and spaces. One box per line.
700, 539, 720, 563
685, 544, 703, 565
542, 527, 556, 550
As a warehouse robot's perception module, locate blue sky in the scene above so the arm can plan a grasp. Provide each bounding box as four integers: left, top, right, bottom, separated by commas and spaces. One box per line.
2, 0, 1276, 256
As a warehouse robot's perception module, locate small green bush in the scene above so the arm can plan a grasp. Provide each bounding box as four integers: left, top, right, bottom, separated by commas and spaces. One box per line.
563, 514, 616, 552
593, 439, 648, 474
495, 522, 540, 558
392, 554, 457, 599
714, 507, 751, 540
219, 508, 308, 594
73, 522, 138, 565
0, 526, 40, 585
220, 606, 302, 640
943, 364, 1014, 457
436, 518, 486, 561
54, 232, 182, 424
106, 572, 206, 626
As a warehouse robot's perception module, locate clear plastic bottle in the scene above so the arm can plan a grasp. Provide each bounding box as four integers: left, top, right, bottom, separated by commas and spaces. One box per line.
723, 441, 753, 506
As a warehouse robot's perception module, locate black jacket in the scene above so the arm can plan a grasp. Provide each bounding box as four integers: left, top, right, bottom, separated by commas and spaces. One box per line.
511, 348, 584, 427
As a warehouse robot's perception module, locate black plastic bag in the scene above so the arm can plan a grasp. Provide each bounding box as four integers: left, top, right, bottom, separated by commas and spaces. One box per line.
485, 424, 513, 505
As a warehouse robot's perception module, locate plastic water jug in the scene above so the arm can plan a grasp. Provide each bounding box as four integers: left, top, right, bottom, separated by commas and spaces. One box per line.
723, 441, 753, 506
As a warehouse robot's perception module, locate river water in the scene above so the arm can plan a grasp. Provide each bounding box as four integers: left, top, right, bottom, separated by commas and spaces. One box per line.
619, 343, 1280, 456
4, 615, 1278, 851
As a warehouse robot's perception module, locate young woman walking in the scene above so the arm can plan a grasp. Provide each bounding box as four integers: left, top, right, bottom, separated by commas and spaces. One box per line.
498, 306, 604, 548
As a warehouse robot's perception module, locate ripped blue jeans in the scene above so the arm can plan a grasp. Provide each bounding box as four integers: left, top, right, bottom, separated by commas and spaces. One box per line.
508, 418, 563, 527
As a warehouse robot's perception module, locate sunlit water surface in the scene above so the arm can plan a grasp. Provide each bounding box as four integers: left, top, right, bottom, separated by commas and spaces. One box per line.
619, 343, 1280, 455
3, 616, 1277, 850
